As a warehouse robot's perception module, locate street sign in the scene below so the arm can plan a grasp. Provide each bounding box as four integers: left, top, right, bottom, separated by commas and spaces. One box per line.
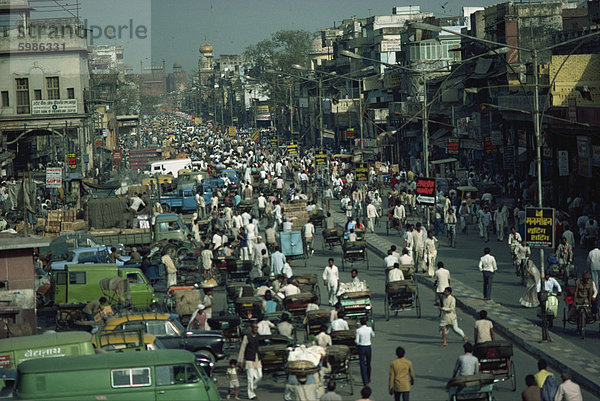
45, 167, 62, 188
67, 153, 77, 169
228, 126, 237, 137
525, 207, 555, 248
315, 151, 327, 166
270, 138, 278, 148
415, 177, 436, 206
355, 163, 368, 182
447, 138, 459, 155
287, 142, 298, 154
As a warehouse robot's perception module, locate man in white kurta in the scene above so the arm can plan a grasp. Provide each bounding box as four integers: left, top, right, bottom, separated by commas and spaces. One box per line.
322, 258, 340, 306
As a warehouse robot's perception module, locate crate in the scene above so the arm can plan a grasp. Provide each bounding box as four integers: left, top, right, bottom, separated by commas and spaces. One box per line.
61, 220, 86, 232
62, 209, 76, 223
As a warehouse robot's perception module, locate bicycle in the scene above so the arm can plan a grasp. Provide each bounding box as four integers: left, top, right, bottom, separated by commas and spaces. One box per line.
447, 224, 456, 248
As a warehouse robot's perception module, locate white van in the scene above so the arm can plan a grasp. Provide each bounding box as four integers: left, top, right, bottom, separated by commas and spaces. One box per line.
147, 158, 192, 178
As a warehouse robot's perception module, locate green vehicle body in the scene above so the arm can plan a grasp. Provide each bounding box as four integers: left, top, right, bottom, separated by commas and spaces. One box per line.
16, 349, 220, 401
0, 332, 94, 370
53, 264, 155, 307
92, 214, 191, 247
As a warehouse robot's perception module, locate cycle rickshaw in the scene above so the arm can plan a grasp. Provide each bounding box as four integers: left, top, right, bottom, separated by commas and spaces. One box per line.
473, 341, 516, 391
280, 231, 307, 267
447, 373, 495, 401
322, 228, 343, 250
324, 344, 353, 395
384, 265, 420, 320
341, 239, 369, 271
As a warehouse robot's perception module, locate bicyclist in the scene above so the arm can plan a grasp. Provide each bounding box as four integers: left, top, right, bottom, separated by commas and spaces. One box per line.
571, 272, 594, 334
445, 207, 458, 245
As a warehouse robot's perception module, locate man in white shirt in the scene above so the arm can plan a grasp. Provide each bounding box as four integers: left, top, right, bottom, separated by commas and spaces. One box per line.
257, 194, 267, 219
323, 258, 339, 305
330, 311, 349, 332
434, 262, 450, 306
587, 246, 600, 293
398, 248, 413, 265
478, 247, 497, 301
304, 221, 315, 254
366, 201, 378, 233
130, 193, 146, 213
281, 280, 301, 297
212, 231, 223, 252
355, 317, 374, 386
388, 263, 405, 283
241, 211, 251, 227
412, 223, 427, 273
384, 250, 399, 268
554, 371, 583, 401
536, 272, 563, 294
282, 257, 293, 279
233, 211, 243, 232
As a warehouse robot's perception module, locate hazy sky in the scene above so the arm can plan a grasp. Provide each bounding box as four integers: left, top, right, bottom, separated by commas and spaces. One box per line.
34, 0, 499, 73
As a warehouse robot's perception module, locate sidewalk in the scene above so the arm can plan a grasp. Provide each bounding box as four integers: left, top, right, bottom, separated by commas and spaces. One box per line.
329, 210, 600, 398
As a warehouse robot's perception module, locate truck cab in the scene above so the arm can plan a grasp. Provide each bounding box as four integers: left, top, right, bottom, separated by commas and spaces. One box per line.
154, 214, 191, 243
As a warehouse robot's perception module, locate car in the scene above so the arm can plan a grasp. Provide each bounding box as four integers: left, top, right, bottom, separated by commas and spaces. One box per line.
49, 246, 130, 270
99, 313, 226, 361
39, 232, 100, 261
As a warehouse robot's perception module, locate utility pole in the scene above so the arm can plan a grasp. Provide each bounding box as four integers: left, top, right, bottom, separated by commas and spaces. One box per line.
319, 75, 323, 148
422, 71, 430, 230
289, 84, 294, 137
359, 77, 364, 160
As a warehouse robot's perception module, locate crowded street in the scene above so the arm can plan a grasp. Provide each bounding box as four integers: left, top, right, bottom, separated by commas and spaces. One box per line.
1, 1, 600, 400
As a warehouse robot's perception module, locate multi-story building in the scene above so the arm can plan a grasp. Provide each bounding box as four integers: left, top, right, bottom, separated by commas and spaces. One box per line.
0, 4, 92, 176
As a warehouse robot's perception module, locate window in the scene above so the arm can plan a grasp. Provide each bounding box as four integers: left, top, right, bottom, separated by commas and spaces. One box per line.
55, 272, 67, 285
145, 320, 167, 336
156, 364, 200, 386
1, 91, 8, 107
34, 89, 42, 100
127, 273, 146, 284
16, 78, 30, 114
46, 77, 59, 100
67, 88, 74, 99
111, 367, 151, 388
68, 271, 85, 285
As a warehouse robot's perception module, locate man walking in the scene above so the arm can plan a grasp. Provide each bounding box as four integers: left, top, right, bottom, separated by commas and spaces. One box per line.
366, 201, 378, 233
355, 317, 374, 386
586, 244, 600, 294
389, 346, 415, 401
434, 262, 450, 306
479, 247, 497, 301
238, 322, 262, 400
439, 287, 467, 346
322, 258, 339, 306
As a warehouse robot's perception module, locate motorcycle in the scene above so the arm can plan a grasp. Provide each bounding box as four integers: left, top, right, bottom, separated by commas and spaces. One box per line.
538, 291, 559, 328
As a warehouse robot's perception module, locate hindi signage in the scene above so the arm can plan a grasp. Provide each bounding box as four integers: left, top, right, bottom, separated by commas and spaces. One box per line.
355, 163, 368, 182
415, 177, 436, 206
287, 142, 298, 154
32, 99, 77, 115
525, 207, 555, 248
447, 138, 459, 154
346, 128, 355, 139
67, 153, 77, 169
557, 150, 569, 176
45, 167, 62, 188
315, 151, 327, 166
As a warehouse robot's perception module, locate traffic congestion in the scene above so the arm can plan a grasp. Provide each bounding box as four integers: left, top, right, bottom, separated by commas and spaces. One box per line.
0, 109, 595, 400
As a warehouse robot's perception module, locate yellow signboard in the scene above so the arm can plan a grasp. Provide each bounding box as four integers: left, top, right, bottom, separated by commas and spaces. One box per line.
256, 105, 270, 114
228, 126, 237, 137
287, 142, 298, 154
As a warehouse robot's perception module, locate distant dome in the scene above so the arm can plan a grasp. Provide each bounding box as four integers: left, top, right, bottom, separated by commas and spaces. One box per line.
199, 41, 213, 53
173, 62, 182, 69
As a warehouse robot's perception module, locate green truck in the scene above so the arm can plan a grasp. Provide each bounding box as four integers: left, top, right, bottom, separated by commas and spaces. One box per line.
16, 349, 220, 400
53, 264, 155, 308
90, 213, 192, 248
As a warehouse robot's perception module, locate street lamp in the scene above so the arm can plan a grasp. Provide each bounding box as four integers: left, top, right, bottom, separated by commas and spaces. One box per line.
414, 20, 600, 342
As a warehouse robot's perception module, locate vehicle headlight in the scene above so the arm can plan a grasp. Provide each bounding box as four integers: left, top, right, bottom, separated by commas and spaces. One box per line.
365, 305, 372, 310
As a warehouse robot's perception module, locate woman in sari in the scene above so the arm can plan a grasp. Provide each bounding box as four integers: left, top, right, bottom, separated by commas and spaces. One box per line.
519, 260, 540, 308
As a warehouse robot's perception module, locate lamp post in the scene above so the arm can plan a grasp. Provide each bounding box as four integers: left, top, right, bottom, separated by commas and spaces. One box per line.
413, 21, 600, 342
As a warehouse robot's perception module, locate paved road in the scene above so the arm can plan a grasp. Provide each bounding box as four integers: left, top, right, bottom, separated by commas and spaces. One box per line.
209, 230, 596, 400
361, 204, 600, 357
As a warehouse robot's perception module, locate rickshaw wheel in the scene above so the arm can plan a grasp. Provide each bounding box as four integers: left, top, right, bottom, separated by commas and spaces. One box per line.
563, 307, 567, 330
385, 294, 390, 321
416, 295, 422, 318
370, 309, 375, 330
348, 368, 354, 395
365, 250, 369, 270
510, 359, 517, 391
315, 285, 321, 305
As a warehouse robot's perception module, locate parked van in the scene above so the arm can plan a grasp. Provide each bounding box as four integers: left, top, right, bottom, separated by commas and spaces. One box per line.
0, 332, 94, 370
16, 349, 220, 400
148, 159, 192, 178
53, 264, 155, 308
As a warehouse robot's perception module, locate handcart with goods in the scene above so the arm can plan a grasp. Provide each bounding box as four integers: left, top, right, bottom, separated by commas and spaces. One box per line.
337, 282, 373, 328
237, 199, 255, 214
447, 373, 495, 401
309, 209, 325, 227
170, 286, 203, 327
280, 231, 307, 267
324, 344, 353, 395
341, 239, 369, 271
292, 273, 321, 303
330, 325, 358, 361
322, 228, 343, 250
473, 341, 516, 391
226, 260, 253, 283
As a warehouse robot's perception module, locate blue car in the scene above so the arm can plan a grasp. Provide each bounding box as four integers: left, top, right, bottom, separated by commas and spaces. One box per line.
50, 246, 130, 270
220, 169, 239, 185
